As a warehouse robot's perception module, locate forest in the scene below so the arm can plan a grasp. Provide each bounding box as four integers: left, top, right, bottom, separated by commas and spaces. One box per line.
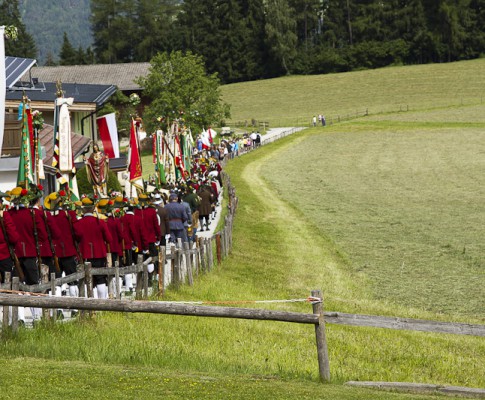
2, 0, 485, 83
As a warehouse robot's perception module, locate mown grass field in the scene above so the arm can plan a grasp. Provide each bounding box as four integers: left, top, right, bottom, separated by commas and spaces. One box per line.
222, 58, 485, 127
261, 119, 485, 318
2, 61, 485, 399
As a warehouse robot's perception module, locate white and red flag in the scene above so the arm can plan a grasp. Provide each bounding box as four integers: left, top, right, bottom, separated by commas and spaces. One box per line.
97, 113, 119, 158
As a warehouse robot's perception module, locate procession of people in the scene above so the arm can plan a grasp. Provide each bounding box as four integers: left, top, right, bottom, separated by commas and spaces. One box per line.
0, 142, 224, 325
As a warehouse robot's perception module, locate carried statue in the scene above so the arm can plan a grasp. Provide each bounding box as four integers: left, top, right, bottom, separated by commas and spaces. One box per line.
84, 143, 109, 197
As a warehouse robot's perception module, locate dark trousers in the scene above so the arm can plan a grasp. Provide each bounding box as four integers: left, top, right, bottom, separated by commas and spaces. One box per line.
17, 257, 39, 285
86, 258, 107, 287
59, 256, 77, 285
0, 257, 13, 283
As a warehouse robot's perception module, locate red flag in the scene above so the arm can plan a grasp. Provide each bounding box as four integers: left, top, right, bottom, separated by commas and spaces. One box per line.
128, 119, 142, 181
97, 113, 119, 158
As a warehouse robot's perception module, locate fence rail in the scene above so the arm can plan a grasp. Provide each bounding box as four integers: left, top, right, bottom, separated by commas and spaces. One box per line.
1, 130, 485, 384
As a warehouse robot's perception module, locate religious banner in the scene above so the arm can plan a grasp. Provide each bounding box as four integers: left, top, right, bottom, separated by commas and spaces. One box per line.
17, 101, 34, 188
0, 27, 5, 156
128, 118, 143, 190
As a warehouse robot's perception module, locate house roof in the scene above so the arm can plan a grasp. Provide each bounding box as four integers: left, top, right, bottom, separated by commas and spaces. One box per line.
25, 63, 151, 91
40, 124, 91, 168
6, 82, 117, 107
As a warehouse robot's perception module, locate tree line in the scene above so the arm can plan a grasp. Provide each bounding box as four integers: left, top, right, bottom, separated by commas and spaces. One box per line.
3, 0, 485, 83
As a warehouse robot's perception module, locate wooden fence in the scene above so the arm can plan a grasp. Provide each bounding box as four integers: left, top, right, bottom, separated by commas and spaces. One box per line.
1, 133, 485, 384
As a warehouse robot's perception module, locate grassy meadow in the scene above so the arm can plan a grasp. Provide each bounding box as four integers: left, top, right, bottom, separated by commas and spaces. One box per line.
222, 58, 485, 127
2, 60, 485, 399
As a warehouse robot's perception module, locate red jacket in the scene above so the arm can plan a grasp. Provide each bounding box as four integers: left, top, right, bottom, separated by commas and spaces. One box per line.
73, 214, 112, 260
8, 207, 48, 258
47, 210, 78, 258
122, 212, 145, 251
0, 212, 19, 260
134, 207, 160, 245
106, 215, 123, 255
33, 208, 61, 257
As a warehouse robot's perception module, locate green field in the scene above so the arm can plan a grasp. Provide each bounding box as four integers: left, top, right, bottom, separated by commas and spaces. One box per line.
261, 120, 485, 317
2, 61, 485, 399
222, 58, 485, 127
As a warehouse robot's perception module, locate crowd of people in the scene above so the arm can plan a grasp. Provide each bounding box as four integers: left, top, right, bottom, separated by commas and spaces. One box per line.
0, 154, 224, 324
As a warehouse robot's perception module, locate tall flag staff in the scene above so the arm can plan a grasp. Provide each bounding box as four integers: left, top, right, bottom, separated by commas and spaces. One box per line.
52, 80, 79, 200
127, 117, 144, 196
17, 93, 34, 188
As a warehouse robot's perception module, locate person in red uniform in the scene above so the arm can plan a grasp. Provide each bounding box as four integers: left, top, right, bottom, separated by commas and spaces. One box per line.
8, 186, 48, 323
120, 199, 144, 291
99, 198, 123, 295
134, 193, 160, 282
45, 190, 81, 308
7, 186, 48, 285
73, 195, 112, 299
0, 192, 19, 283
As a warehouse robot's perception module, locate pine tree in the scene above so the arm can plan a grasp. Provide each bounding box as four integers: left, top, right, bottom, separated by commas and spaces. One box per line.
59, 32, 78, 65
91, 0, 137, 63
265, 0, 297, 75
0, 0, 37, 58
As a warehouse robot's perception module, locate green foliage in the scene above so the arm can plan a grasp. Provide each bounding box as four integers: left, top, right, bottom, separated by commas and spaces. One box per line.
76, 165, 121, 196
0, 0, 37, 58
17, 0, 92, 64
137, 50, 231, 134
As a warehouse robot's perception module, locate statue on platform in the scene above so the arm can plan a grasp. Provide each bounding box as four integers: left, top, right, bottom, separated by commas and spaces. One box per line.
84, 143, 108, 197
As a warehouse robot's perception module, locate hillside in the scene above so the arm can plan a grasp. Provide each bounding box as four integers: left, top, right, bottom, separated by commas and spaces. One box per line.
18, 0, 92, 64
221, 58, 485, 127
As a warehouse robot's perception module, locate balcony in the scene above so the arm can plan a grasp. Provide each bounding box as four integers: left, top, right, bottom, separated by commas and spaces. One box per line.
2, 112, 21, 157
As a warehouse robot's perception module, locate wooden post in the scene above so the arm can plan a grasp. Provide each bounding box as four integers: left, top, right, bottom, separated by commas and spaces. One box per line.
78, 263, 87, 318
170, 244, 176, 286
158, 246, 165, 297
51, 272, 57, 322
41, 264, 50, 320
143, 262, 149, 299
198, 237, 206, 273
312, 289, 330, 382
183, 242, 193, 286
2, 272, 11, 329
216, 233, 222, 264
220, 229, 226, 259
11, 277, 19, 332
85, 262, 93, 299
115, 265, 121, 300
135, 254, 144, 299
207, 238, 213, 271
194, 242, 200, 277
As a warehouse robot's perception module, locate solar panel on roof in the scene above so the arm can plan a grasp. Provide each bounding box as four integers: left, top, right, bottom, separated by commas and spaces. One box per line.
5, 56, 36, 89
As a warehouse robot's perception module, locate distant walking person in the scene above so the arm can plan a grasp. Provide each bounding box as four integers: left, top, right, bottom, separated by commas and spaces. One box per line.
312, 115, 317, 127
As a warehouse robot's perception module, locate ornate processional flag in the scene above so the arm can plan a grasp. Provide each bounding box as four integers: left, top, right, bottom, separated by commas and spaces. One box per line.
0, 27, 5, 156
17, 102, 34, 188
128, 118, 143, 185
52, 97, 79, 199
154, 130, 166, 187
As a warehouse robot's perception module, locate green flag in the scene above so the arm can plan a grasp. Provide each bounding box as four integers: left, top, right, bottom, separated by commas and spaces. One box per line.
17, 102, 34, 188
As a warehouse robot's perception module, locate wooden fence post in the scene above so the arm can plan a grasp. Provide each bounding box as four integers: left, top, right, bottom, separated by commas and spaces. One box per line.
170, 244, 176, 286
78, 263, 87, 318
135, 254, 144, 299
11, 277, 19, 332
2, 272, 10, 329
207, 237, 213, 271
143, 262, 149, 299
115, 265, 121, 300
216, 233, 222, 264
51, 272, 57, 322
85, 262, 93, 299
312, 289, 330, 382
41, 264, 50, 320
220, 229, 226, 259
183, 242, 194, 286
158, 246, 165, 297
198, 237, 206, 273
